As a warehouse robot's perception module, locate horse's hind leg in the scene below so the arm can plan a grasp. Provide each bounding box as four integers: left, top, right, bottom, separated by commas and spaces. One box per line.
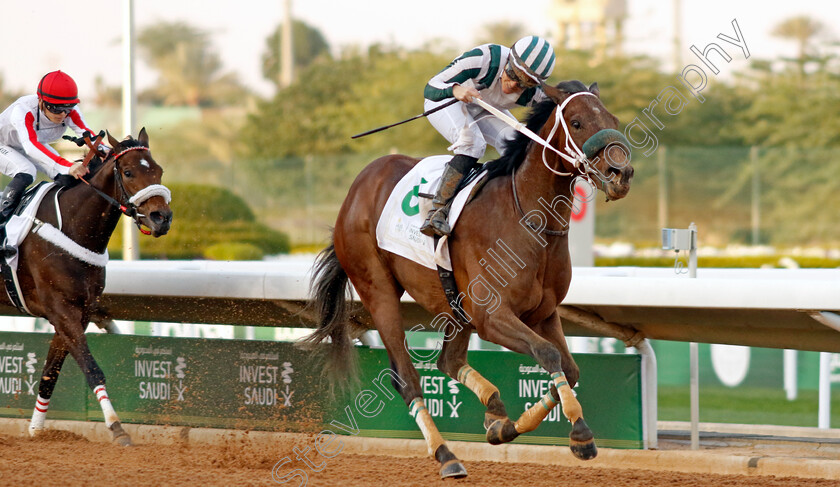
29, 333, 70, 436
344, 259, 467, 478
436, 326, 517, 445
50, 312, 132, 446
374, 304, 467, 479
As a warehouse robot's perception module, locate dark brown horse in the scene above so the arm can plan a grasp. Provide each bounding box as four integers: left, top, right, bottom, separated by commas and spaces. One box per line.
304, 81, 633, 478
12, 128, 172, 445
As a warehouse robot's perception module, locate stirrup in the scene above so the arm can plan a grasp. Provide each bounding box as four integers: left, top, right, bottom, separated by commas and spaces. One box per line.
427, 208, 452, 237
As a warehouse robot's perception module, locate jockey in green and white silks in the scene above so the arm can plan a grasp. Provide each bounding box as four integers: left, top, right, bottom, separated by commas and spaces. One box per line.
420, 35, 556, 237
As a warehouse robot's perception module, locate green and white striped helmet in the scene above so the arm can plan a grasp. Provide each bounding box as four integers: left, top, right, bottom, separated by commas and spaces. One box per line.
509, 36, 556, 85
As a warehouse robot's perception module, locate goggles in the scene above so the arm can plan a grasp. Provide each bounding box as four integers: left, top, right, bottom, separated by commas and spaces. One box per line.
43, 101, 76, 115
504, 63, 538, 90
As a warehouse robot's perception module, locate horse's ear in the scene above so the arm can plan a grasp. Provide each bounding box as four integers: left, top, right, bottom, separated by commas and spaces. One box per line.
542, 83, 567, 104
138, 127, 149, 148
588, 82, 600, 97
106, 131, 121, 151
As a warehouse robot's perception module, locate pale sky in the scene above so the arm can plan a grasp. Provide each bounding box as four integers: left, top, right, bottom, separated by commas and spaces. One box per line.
2, 0, 837, 100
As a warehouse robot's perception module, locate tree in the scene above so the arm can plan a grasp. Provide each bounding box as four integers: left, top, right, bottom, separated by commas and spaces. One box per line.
474, 21, 527, 47
771, 16, 828, 75
261, 20, 331, 89
93, 75, 121, 107
136, 21, 250, 106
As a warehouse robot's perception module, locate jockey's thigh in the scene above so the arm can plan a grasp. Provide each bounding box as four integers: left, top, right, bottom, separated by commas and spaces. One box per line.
468, 105, 517, 157
425, 99, 487, 159
0, 146, 37, 179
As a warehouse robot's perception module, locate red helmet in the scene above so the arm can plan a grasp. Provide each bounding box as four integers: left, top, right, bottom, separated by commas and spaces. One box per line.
37, 71, 80, 105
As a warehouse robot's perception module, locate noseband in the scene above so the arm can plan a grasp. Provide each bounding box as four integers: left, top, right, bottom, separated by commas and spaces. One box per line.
540, 92, 631, 190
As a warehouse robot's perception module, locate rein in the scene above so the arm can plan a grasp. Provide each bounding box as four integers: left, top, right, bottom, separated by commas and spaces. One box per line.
79, 146, 171, 236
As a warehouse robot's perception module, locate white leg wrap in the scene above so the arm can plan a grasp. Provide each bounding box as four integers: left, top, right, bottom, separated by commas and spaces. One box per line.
410, 398, 445, 456
29, 395, 50, 435
94, 385, 119, 427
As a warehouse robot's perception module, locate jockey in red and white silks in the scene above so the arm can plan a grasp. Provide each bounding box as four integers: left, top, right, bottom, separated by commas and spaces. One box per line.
0, 70, 101, 257
0, 94, 95, 180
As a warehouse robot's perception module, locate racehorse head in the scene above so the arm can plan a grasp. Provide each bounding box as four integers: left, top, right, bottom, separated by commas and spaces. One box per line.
541, 81, 634, 201
105, 128, 173, 237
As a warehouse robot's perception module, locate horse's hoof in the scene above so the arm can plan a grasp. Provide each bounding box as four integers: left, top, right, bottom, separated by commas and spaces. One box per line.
439, 459, 468, 479
569, 418, 597, 460
485, 418, 519, 445
570, 439, 598, 460
109, 422, 133, 447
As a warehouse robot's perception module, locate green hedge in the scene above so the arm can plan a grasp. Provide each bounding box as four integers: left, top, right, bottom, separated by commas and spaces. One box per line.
108, 184, 289, 259
595, 256, 840, 268
203, 242, 264, 261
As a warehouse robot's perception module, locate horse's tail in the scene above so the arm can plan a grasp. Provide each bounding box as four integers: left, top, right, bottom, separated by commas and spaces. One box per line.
298, 241, 358, 390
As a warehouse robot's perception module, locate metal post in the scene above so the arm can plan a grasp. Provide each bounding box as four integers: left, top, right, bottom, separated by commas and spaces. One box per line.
750, 146, 760, 246
688, 222, 699, 449
122, 0, 139, 261
657, 147, 668, 231
280, 0, 294, 87
636, 339, 659, 449
672, 0, 683, 72
819, 352, 831, 429
661, 223, 699, 448
784, 349, 798, 400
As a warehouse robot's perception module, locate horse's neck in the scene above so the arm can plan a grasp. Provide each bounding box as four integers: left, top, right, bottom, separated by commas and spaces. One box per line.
514, 152, 576, 230
59, 165, 123, 253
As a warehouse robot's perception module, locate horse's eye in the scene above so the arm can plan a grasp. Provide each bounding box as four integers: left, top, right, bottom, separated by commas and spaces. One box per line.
571, 120, 581, 129
123, 170, 133, 178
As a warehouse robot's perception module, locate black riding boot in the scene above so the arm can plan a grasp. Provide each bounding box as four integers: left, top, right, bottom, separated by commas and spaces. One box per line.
0, 173, 34, 258
420, 155, 478, 237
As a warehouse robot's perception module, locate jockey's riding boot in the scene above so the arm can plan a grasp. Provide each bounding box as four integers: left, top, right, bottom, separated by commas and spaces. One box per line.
420, 155, 478, 237
0, 173, 34, 258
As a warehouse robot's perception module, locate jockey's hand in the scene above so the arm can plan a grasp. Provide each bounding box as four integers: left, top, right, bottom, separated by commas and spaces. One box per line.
69, 162, 89, 179
453, 84, 481, 104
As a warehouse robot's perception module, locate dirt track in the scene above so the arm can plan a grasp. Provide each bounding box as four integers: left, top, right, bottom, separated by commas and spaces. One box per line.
0, 430, 836, 487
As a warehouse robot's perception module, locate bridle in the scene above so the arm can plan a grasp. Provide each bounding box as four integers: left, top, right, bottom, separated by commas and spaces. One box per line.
508, 90, 629, 236
80, 145, 171, 236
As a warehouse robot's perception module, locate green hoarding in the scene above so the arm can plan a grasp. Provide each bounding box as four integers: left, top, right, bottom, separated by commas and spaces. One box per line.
333, 348, 643, 449
0, 332, 644, 449
0, 333, 87, 421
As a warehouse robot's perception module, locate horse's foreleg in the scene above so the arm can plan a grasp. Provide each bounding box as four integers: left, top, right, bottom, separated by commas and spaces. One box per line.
436, 327, 516, 445
55, 316, 132, 446
29, 333, 70, 436
479, 311, 596, 460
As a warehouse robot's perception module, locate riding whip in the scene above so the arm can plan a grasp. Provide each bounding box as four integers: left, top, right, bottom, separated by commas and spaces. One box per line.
351, 84, 485, 139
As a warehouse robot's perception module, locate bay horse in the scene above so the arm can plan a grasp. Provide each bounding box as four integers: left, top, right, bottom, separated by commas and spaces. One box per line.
304, 81, 633, 478
12, 128, 172, 445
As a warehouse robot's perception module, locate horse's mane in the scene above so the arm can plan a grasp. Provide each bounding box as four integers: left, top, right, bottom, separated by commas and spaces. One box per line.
482, 80, 591, 181
86, 136, 146, 178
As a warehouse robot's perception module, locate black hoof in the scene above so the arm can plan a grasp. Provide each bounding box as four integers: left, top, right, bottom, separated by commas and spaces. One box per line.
439, 459, 468, 479
485, 418, 519, 445
569, 418, 596, 460
570, 440, 598, 460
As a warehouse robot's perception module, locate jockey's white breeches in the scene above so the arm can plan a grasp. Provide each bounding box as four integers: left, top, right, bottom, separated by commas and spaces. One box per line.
425, 99, 517, 160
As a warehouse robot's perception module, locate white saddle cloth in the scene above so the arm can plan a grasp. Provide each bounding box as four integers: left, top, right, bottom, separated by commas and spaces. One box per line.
375, 156, 486, 271
4, 183, 56, 272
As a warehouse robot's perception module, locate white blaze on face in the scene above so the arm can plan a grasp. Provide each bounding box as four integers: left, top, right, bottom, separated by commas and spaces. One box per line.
140, 159, 150, 168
